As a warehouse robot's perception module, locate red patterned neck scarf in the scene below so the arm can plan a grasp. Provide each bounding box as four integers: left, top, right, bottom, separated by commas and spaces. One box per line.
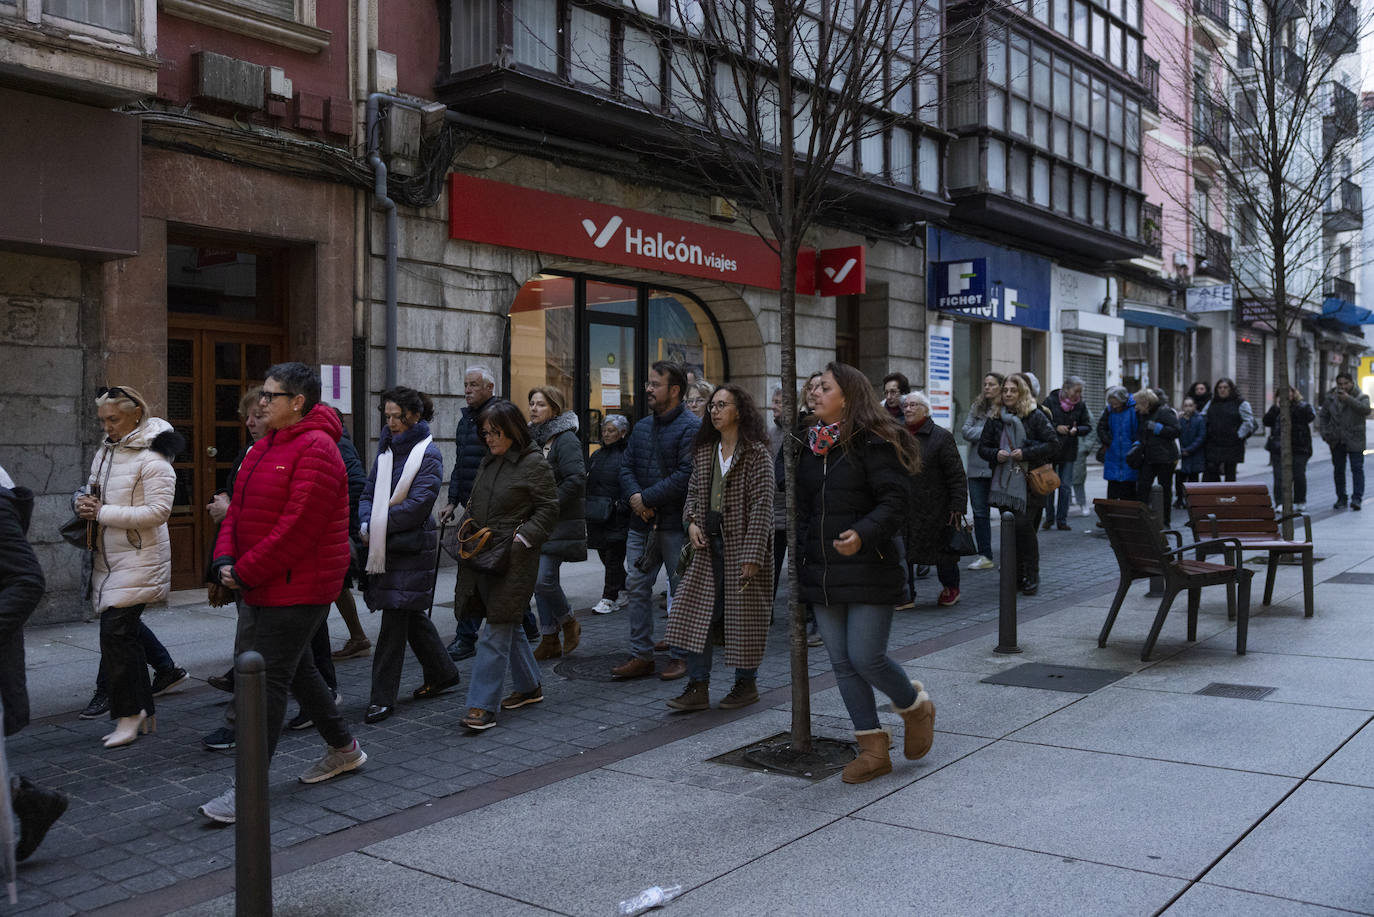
809, 421, 842, 456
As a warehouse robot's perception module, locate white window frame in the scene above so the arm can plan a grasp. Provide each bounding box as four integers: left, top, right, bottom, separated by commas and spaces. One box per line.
161, 0, 329, 54
8, 0, 155, 52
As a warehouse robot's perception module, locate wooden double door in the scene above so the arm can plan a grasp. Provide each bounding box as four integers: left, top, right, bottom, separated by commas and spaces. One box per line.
165, 324, 283, 590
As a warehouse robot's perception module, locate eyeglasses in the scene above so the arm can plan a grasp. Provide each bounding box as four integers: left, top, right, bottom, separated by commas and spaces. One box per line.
686, 398, 706, 406
96, 386, 128, 400
707, 401, 735, 412
259, 390, 293, 402
479, 428, 504, 440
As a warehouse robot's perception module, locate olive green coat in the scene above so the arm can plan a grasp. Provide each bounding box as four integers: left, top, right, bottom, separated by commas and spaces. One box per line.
454, 444, 559, 626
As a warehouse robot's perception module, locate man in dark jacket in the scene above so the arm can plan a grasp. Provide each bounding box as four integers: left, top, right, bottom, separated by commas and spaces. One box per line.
0, 467, 69, 863
1319, 373, 1371, 510
611, 361, 701, 680
1041, 377, 1092, 531
438, 365, 503, 660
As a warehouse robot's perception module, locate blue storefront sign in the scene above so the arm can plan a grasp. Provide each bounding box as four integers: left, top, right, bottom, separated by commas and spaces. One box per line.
926, 228, 1051, 331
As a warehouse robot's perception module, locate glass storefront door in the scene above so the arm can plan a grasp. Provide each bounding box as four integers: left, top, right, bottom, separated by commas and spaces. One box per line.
507, 271, 725, 450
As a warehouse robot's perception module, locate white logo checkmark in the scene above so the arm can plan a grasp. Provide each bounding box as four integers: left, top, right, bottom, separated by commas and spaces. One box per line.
582, 215, 623, 249
823, 258, 857, 284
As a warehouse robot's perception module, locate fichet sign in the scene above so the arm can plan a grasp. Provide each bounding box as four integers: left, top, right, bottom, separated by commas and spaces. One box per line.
449, 174, 815, 294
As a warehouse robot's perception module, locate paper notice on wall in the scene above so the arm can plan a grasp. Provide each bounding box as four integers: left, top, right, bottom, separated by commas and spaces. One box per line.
926, 324, 954, 427
602, 387, 621, 408
600, 367, 620, 386
320, 365, 352, 412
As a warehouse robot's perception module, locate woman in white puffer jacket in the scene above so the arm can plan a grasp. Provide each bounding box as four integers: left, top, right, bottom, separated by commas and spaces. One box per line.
74, 386, 183, 749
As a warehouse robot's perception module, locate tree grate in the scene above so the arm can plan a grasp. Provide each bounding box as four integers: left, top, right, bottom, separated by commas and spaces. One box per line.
707, 731, 853, 782
553, 652, 675, 682
1195, 682, 1277, 700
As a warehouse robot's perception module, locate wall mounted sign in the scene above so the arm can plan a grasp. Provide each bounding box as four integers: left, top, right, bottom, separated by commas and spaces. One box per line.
816, 245, 866, 296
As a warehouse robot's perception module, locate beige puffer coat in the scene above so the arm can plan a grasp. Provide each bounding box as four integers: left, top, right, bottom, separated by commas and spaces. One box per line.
86, 416, 179, 612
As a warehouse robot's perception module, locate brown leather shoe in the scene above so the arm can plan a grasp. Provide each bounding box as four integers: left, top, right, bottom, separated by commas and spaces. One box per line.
666, 679, 710, 711
659, 658, 687, 681
653, 639, 669, 652
532, 635, 562, 661
610, 656, 655, 679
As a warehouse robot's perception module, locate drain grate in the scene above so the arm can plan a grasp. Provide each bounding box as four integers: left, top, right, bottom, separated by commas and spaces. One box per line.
1326, 572, 1374, 585
1195, 682, 1277, 700
980, 663, 1130, 694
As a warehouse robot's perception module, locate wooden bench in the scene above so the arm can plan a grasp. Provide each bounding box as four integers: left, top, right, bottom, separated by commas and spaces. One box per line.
1094, 498, 1253, 660
1183, 482, 1314, 618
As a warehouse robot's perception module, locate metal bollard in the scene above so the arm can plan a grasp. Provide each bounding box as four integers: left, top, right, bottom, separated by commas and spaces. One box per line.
235, 651, 272, 917
1146, 484, 1165, 597
995, 511, 1022, 654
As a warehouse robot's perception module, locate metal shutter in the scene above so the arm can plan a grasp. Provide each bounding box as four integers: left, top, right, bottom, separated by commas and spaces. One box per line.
1234, 337, 1265, 403
1062, 331, 1107, 421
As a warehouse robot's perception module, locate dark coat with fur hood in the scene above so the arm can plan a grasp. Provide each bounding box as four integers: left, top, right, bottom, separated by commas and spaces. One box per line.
531, 411, 587, 561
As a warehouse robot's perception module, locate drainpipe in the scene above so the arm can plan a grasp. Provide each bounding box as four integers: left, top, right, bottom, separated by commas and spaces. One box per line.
365, 93, 399, 389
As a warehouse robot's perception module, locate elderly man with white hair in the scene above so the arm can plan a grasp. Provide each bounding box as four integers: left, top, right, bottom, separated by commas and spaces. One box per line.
899, 391, 969, 607
439, 364, 505, 660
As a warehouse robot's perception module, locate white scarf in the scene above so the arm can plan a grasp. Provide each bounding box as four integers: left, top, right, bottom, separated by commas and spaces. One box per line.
366, 435, 433, 574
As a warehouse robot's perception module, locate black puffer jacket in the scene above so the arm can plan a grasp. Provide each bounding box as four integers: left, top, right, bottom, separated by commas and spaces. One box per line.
905, 421, 969, 563
1041, 390, 1092, 464
532, 411, 587, 561
977, 408, 1061, 469
586, 438, 630, 549
796, 432, 911, 606
1137, 405, 1181, 465
0, 484, 42, 737
1264, 401, 1316, 459
447, 396, 502, 507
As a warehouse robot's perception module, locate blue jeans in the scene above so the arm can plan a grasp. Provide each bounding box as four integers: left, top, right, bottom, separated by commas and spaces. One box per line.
465, 618, 542, 714
1051, 459, 1077, 525
534, 554, 573, 634
1332, 446, 1365, 503
623, 524, 686, 659
812, 603, 918, 731
967, 477, 993, 559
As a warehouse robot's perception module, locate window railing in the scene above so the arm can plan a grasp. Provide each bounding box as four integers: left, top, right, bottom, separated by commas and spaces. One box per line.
1141, 56, 1159, 114
1315, 1, 1358, 58
1194, 0, 1228, 31
1141, 201, 1163, 259
1324, 276, 1356, 302
1197, 227, 1231, 280
1324, 178, 1363, 232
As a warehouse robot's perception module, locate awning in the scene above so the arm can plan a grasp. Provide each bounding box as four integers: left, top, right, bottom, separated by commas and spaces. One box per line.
1321, 297, 1374, 327
1120, 308, 1198, 333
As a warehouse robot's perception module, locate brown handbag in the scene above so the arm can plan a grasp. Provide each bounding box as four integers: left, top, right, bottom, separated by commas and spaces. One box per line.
1027, 463, 1061, 496
456, 517, 512, 573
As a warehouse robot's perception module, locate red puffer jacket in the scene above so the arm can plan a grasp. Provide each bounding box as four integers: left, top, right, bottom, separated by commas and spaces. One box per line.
213, 404, 350, 607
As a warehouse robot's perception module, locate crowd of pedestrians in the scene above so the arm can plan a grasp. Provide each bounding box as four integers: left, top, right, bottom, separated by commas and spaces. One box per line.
5, 357, 1370, 854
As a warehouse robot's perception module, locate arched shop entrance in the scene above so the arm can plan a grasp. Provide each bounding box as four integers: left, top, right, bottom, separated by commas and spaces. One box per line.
505, 270, 728, 447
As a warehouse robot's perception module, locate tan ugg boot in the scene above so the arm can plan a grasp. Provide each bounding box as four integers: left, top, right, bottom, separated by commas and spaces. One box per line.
841, 729, 892, 784
894, 679, 935, 760
532, 635, 562, 660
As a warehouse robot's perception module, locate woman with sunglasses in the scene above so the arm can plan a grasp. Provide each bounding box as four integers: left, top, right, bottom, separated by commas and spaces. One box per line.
74, 385, 183, 748
456, 401, 560, 731
664, 384, 774, 712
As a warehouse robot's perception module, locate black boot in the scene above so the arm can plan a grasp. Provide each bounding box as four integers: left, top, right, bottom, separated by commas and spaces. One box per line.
13, 776, 69, 862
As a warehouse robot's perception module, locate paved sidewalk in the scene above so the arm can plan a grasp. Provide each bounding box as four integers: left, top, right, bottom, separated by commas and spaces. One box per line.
6, 438, 1371, 915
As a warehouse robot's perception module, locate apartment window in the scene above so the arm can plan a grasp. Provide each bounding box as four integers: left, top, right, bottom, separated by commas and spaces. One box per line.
162, 0, 327, 52
623, 26, 662, 107
919, 135, 941, 191
569, 5, 613, 89
513, 0, 558, 71
1053, 0, 1070, 35
987, 138, 1007, 191
860, 119, 885, 176
45, 0, 132, 31
1237, 204, 1258, 246
1033, 155, 1051, 205
1073, 0, 1088, 46
1010, 146, 1029, 199
1053, 163, 1071, 212
891, 128, 913, 186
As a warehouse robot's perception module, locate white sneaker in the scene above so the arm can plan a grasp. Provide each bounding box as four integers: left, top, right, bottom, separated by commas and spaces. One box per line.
299, 739, 367, 784
593, 598, 615, 615
1295, 503, 1306, 512
199, 785, 236, 824
1079, 505, 1092, 517
612, 594, 630, 610
967, 556, 995, 571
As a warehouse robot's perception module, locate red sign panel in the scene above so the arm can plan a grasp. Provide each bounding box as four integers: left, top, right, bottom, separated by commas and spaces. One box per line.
816, 245, 866, 296
449, 174, 815, 294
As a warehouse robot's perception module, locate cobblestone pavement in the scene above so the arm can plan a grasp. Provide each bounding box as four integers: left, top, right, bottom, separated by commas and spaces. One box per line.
7, 457, 1347, 915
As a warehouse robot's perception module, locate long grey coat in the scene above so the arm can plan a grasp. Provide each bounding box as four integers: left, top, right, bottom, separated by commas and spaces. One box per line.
454, 444, 559, 626
665, 439, 773, 667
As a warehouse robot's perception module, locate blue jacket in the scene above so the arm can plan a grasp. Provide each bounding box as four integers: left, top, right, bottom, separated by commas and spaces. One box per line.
619, 403, 701, 532
1178, 413, 1207, 474
360, 420, 443, 612
1097, 400, 1140, 482
447, 396, 501, 506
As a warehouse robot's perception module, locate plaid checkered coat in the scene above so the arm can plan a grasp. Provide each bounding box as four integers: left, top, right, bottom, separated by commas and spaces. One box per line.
665, 439, 773, 668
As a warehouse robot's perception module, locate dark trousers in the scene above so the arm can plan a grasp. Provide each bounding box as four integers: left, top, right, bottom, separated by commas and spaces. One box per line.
96, 620, 173, 696
1106, 479, 1137, 500
1013, 493, 1044, 579
451, 614, 479, 649
369, 609, 458, 706
1174, 470, 1198, 505
599, 542, 628, 600
244, 602, 352, 759
1136, 462, 1175, 526
310, 618, 338, 694
100, 604, 154, 719
1331, 446, 1365, 502
1272, 458, 1309, 504
1204, 461, 1238, 482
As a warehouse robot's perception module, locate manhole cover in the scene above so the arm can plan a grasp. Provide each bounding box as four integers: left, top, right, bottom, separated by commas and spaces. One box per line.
553, 652, 672, 682
1326, 572, 1374, 585
1195, 682, 1277, 700
981, 663, 1129, 694
708, 731, 853, 782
